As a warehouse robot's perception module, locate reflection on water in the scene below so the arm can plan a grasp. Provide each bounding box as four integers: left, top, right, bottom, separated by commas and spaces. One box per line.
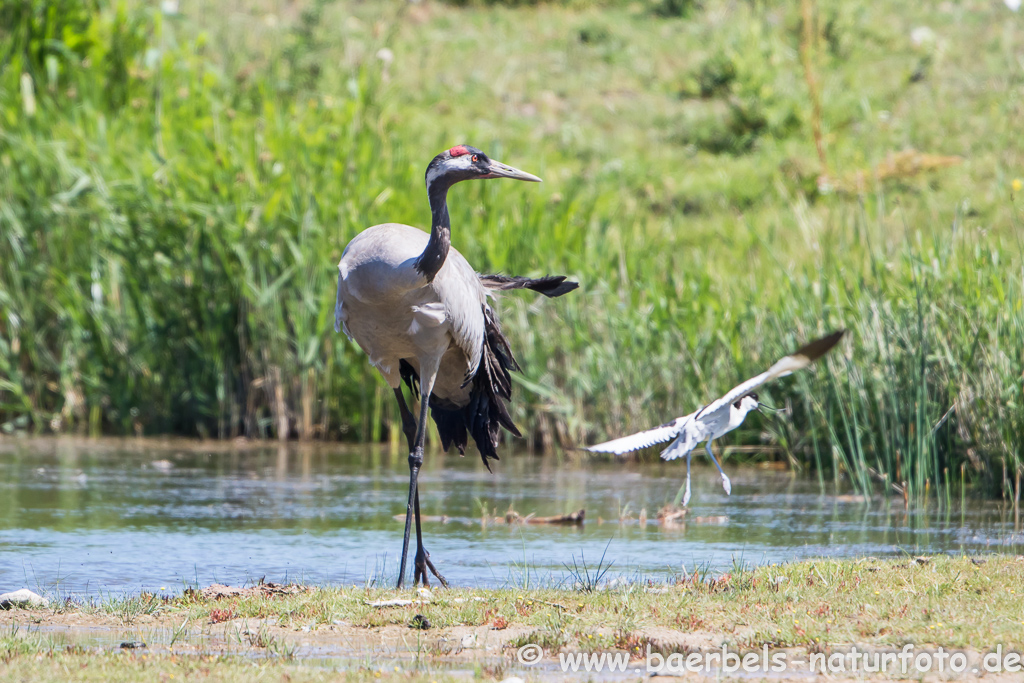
0, 438, 1020, 594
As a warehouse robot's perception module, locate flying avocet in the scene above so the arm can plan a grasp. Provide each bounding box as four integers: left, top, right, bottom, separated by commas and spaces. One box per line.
587, 330, 846, 506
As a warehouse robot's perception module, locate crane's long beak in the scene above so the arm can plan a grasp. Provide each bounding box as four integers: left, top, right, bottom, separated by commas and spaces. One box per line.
482, 159, 542, 182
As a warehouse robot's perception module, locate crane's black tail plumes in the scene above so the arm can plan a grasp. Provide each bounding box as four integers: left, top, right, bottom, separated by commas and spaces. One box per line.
399, 307, 522, 471
478, 274, 578, 298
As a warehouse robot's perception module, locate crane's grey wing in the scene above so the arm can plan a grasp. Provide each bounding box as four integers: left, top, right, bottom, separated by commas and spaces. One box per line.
334, 266, 348, 336
697, 330, 846, 418
434, 248, 487, 376
587, 414, 693, 455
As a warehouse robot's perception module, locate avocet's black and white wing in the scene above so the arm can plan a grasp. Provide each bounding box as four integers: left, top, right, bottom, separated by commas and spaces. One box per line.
660, 419, 705, 461
694, 330, 846, 420
587, 412, 696, 456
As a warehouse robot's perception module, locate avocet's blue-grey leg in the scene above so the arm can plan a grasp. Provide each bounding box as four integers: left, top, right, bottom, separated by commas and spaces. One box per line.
704, 440, 732, 496
682, 449, 693, 507
670, 448, 694, 507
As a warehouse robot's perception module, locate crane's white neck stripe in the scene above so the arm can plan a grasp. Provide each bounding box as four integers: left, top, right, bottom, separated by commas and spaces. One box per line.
426, 154, 475, 193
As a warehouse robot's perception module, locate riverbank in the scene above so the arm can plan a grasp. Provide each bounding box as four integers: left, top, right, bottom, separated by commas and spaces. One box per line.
2, 556, 1023, 681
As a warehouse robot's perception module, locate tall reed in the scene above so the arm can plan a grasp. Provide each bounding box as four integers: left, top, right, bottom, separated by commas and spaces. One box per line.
1, 0, 1021, 499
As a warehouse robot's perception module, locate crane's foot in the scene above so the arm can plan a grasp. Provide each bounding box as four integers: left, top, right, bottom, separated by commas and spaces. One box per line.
414, 546, 448, 588
721, 473, 732, 496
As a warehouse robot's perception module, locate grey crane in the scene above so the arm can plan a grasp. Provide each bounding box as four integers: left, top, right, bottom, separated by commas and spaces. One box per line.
334, 145, 577, 588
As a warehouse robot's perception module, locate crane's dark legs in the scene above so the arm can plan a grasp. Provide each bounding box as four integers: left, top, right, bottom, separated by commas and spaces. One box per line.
412, 491, 446, 587
396, 390, 423, 589
394, 388, 417, 448
393, 386, 447, 589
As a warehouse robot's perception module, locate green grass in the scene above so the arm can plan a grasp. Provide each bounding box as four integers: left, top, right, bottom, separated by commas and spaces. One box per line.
1, 0, 1022, 498
2, 557, 1024, 681
140, 557, 1024, 650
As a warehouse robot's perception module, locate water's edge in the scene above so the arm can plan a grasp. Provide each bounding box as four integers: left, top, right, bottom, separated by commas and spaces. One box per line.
1, 438, 1020, 595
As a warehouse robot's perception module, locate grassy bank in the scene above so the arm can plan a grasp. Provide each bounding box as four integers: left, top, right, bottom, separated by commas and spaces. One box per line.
2, 557, 1024, 681
1, 0, 1022, 498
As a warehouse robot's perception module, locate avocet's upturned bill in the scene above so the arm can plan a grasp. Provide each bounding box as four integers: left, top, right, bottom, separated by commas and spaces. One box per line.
587, 330, 846, 506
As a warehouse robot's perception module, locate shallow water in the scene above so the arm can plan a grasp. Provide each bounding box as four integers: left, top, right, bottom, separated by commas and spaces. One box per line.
0, 438, 1020, 594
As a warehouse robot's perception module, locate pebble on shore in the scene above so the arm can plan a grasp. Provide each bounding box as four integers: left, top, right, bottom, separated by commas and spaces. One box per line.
0, 589, 50, 609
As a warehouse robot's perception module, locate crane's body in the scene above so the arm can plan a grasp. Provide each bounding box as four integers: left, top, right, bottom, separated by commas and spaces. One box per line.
588, 330, 845, 506
337, 223, 484, 408
335, 145, 576, 587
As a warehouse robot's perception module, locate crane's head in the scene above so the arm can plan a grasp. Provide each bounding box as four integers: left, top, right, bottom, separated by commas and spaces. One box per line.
425, 145, 541, 193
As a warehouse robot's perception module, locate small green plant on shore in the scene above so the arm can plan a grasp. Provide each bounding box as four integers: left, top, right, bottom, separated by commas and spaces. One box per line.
563, 542, 614, 592
107, 592, 160, 626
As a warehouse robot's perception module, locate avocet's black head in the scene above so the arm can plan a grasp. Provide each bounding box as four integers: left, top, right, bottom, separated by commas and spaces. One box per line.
425, 145, 541, 195
732, 392, 759, 411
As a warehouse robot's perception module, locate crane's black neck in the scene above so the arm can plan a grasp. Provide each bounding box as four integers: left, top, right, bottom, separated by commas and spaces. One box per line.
415, 179, 452, 282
